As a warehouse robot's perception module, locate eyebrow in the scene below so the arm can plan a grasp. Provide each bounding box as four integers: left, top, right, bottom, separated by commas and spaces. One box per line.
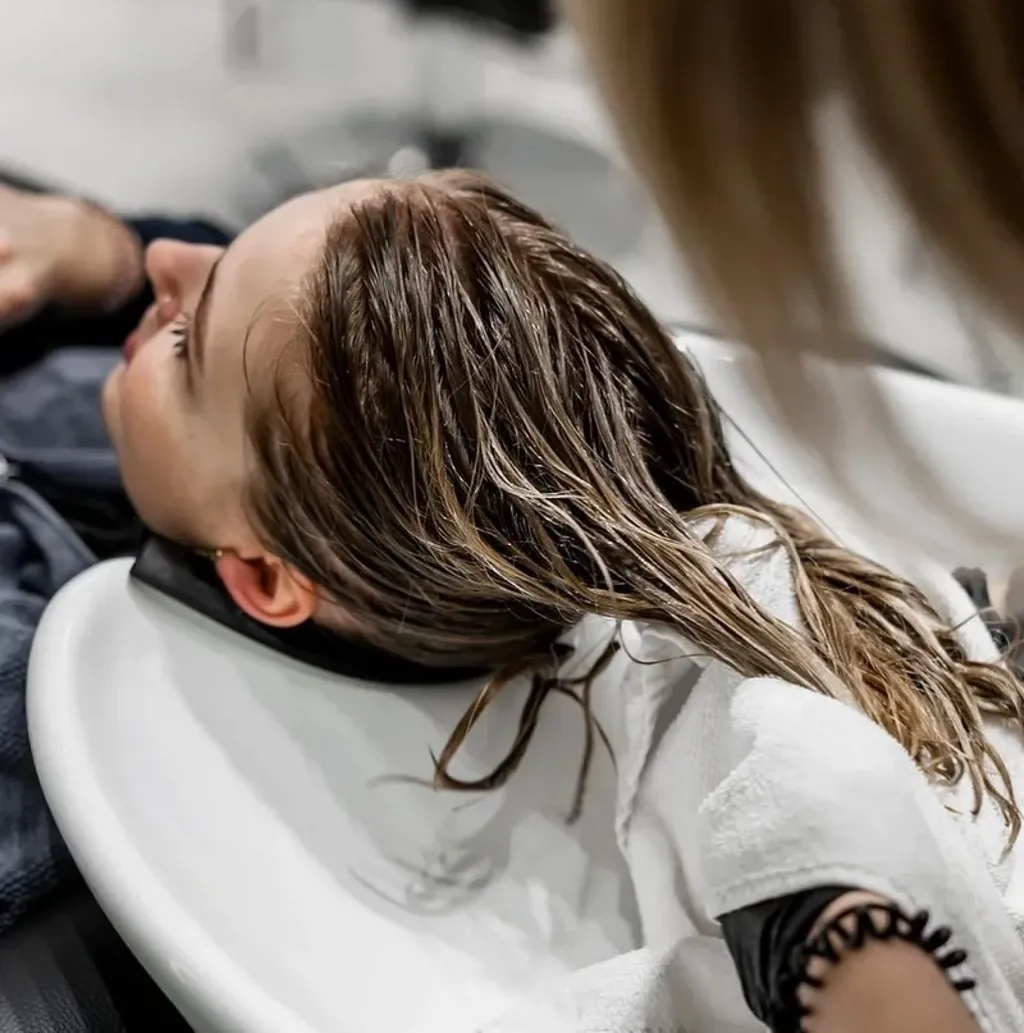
191, 254, 223, 376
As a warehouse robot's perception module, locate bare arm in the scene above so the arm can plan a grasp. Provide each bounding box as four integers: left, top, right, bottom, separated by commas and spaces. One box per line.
0, 186, 143, 330
803, 892, 979, 1033
721, 886, 979, 1031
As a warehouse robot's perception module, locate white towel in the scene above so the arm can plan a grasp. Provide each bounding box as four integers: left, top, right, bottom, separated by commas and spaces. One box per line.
483, 516, 1024, 1032
482, 941, 761, 1033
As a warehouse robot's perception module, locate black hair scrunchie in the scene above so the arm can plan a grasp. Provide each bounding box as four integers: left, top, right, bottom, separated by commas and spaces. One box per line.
772, 901, 976, 1032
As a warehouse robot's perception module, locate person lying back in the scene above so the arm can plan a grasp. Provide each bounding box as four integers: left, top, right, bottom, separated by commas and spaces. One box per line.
1, 174, 1017, 1032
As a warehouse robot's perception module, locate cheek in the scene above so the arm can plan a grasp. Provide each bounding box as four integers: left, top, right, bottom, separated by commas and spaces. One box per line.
116, 352, 172, 460
105, 352, 194, 537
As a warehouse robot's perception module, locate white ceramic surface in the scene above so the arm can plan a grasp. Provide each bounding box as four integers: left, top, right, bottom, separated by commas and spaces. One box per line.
692, 336, 1024, 572
28, 566, 642, 1033
27, 335, 1024, 1033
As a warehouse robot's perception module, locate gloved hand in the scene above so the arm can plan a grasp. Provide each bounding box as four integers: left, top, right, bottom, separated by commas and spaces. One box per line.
0, 185, 144, 331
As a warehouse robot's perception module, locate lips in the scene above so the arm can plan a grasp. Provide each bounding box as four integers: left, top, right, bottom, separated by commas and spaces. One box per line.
123, 302, 158, 364
123, 330, 140, 363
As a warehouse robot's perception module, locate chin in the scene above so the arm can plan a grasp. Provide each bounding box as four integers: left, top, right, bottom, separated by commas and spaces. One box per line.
119, 471, 175, 544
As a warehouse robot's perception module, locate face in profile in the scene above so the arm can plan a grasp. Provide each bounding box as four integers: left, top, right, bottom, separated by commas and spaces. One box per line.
103, 179, 383, 627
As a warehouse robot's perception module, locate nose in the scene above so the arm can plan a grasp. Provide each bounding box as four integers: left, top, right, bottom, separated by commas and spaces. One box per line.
144, 240, 224, 323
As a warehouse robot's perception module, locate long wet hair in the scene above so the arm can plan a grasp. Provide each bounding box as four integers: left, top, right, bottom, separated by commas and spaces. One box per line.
247, 171, 1024, 840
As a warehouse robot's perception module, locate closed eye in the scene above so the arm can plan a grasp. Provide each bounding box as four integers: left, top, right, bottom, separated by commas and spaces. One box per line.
170, 316, 191, 361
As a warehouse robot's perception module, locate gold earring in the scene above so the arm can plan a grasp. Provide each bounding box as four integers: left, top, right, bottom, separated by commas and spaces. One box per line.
197, 547, 225, 562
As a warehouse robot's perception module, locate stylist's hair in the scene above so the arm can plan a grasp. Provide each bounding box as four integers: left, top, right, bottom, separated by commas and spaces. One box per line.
248, 170, 1024, 839
562, 0, 1024, 386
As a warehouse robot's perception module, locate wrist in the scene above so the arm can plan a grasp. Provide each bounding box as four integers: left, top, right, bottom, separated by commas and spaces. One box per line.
53, 197, 145, 313
796, 896, 978, 1033
805, 938, 978, 1033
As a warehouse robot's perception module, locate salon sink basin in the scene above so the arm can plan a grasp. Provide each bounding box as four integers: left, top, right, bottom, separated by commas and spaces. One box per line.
26, 333, 1024, 1032
27, 558, 637, 1033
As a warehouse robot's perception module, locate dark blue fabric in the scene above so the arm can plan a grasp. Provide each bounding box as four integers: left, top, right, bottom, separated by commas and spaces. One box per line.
0, 214, 231, 934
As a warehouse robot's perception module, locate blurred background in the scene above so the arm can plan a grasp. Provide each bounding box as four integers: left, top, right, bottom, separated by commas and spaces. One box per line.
1, 0, 1022, 393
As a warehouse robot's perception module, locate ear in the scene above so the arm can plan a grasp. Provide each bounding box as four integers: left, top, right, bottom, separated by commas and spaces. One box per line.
214, 552, 317, 628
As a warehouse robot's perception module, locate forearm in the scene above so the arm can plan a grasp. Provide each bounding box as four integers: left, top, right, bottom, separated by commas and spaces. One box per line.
0, 208, 233, 371
78, 213, 234, 339
803, 893, 979, 1033
721, 888, 979, 1032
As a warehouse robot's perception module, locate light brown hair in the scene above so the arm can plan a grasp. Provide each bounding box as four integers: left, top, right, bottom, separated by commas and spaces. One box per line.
248, 171, 1024, 839
562, 0, 1024, 425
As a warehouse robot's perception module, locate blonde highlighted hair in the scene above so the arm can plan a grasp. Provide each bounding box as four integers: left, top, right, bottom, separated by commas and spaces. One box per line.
562, 0, 1024, 411
246, 171, 1024, 841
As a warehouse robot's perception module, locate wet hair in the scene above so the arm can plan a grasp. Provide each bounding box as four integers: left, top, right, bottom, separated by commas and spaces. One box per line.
246, 170, 1024, 840
563, 0, 1024, 440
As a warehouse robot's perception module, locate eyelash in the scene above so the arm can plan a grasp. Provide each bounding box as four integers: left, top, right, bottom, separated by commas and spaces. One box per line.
169, 316, 190, 361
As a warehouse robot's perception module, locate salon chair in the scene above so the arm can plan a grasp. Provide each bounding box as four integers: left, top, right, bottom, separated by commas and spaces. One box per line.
26, 333, 1024, 1033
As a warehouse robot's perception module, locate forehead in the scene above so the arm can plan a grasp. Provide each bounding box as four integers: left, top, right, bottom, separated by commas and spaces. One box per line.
213, 179, 383, 360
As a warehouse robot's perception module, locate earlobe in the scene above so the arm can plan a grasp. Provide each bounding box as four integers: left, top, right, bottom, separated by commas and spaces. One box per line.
215, 552, 317, 628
